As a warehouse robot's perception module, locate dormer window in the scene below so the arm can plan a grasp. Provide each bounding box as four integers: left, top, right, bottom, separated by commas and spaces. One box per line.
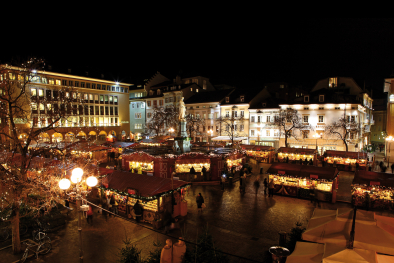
304, 95, 309, 102
157, 89, 161, 95
240, 96, 244, 102
149, 90, 153, 96
329, 77, 337, 88
319, 95, 324, 102
225, 97, 229, 103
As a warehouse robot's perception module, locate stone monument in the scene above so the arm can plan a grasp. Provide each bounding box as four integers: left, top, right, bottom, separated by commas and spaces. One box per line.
173, 97, 191, 153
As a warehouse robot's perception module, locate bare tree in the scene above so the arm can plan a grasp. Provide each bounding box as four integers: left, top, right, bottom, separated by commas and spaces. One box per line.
215, 114, 247, 147
145, 105, 179, 136
325, 117, 360, 151
269, 108, 311, 147
185, 113, 206, 141
0, 59, 95, 253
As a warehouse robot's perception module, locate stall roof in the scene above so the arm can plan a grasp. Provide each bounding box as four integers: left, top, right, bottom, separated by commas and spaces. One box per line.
240, 145, 274, 151
67, 142, 109, 152
122, 152, 157, 162
103, 171, 190, 197
267, 162, 338, 180
325, 150, 367, 159
277, 147, 317, 155
352, 170, 394, 188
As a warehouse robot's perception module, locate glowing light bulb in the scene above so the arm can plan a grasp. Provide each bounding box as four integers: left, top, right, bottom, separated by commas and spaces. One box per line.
59, 178, 71, 189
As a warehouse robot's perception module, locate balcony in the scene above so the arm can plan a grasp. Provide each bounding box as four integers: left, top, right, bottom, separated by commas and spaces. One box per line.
316, 124, 326, 130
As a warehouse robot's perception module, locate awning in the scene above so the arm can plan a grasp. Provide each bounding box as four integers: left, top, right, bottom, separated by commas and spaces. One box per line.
102, 171, 190, 198
122, 152, 156, 163
211, 136, 248, 141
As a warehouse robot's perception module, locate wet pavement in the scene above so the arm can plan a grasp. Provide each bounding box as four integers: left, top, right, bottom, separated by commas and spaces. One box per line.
2, 158, 394, 263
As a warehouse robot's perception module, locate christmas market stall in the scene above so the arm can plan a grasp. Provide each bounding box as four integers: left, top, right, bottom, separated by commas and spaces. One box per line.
121, 152, 157, 175
101, 171, 191, 227
277, 147, 317, 163
67, 142, 109, 163
175, 153, 212, 181
224, 151, 245, 172
267, 163, 339, 202
323, 150, 368, 171
241, 145, 275, 163
351, 170, 394, 210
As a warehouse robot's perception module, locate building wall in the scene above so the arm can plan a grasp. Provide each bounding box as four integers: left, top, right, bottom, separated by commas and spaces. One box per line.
371, 110, 386, 144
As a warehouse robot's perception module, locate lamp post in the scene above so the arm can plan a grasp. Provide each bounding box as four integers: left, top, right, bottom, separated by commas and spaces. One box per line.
59, 167, 98, 263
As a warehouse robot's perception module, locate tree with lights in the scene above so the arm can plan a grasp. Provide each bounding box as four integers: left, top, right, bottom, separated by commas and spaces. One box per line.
324, 117, 360, 152
0, 59, 96, 253
215, 114, 247, 147
145, 105, 179, 137
269, 108, 311, 147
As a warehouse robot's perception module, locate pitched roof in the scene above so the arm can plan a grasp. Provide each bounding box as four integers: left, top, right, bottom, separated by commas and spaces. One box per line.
185, 89, 235, 104
220, 87, 263, 105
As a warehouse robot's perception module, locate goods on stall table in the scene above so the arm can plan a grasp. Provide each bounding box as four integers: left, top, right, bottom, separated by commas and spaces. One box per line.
175, 163, 210, 173
129, 161, 154, 172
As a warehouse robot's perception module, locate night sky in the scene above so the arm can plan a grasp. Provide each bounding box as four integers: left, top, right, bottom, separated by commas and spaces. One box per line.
2, 18, 394, 98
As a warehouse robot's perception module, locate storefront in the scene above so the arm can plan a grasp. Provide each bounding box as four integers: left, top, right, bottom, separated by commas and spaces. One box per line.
101, 171, 190, 227
240, 145, 275, 163
277, 147, 317, 163
351, 170, 394, 210
267, 163, 339, 203
323, 150, 367, 171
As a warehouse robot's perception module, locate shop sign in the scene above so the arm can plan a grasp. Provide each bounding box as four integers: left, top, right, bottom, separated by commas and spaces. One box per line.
310, 174, 319, 179
278, 170, 285, 174
370, 181, 380, 186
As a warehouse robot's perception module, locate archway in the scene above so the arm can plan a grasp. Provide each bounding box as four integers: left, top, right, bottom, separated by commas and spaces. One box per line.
65, 132, 75, 142
38, 133, 50, 143
76, 131, 87, 140
98, 130, 107, 141
88, 131, 97, 141
109, 130, 116, 137
52, 132, 63, 143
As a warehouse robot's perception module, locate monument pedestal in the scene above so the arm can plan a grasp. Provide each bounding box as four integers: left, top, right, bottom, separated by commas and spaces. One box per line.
173, 120, 191, 153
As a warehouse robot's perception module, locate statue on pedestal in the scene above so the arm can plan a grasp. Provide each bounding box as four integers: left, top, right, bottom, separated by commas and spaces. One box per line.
179, 97, 186, 121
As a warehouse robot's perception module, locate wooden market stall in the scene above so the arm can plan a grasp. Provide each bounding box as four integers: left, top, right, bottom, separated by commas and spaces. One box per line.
240, 145, 275, 163
267, 163, 339, 203
351, 170, 394, 210
67, 142, 109, 163
224, 151, 245, 172
121, 152, 157, 175
101, 171, 190, 227
175, 153, 211, 180
277, 147, 317, 163
323, 150, 368, 171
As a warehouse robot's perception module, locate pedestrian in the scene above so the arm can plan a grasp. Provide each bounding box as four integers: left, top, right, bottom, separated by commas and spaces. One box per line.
113, 197, 119, 214
253, 176, 260, 195
196, 193, 204, 213
133, 200, 143, 223
221, 175, 226, 191
190, 166, 195, 179
110, 194, 115, 214
86, 205, 93, 225
263, 178, 268, 195
202, 166, 207, 181
268, 179, 275, 197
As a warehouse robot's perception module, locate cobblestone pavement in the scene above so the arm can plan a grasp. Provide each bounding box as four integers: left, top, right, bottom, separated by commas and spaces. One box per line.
1, 160, 394, 263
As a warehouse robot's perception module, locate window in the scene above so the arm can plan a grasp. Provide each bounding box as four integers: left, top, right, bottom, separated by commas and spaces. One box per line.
319, 95, 324, 102
48, 78, 54, 85
105, 95, 108, 103
251, 116, 255, 122
208, 113, 213, 119
216, 126, 219, 132
135, 124, 143, 129
141, 102, 145, 108
100, 95, 104, 103
136, 103, 140, 108
114, 96, 118, 104
114, 107, 118, 115
240, 96, 244, 102
351, 116, 355, 122
216, 113, 220, 119
86, 83, 90, 89
109, 96, 113, 103
75, 81, 79, 87
302, 130, 309, 139
31, 102, 37, 110
266, 130, 270, 136
318, 116, 324, 123
266, 116, 270, 122
303, 115, 309, 123
251, 130, 255, 136
233, 111, 237, 117
31, 88, 37, 96
38, 89, 44, 97
257, 116, 261, 122
132, 103, 135, 108
159, 100, 164, 106
280, 84, 284, 89
240, 110, 244, 117
304, 96, 309, 102
319, 107, 324, 110
81, 82, 85, 88
225, 111, 229, 117
165, 98, 169, 103
329, 77, 337, 88
97, 84, 101, 90
147, 101, 151, 107
147, 112, 152, 118
240, 125, 244, 131
135, 113, 142, 119
304, 107, 309, 110
335, 107, 340, 110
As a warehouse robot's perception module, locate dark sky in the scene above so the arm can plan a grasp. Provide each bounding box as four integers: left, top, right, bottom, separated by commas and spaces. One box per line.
2, 18, 394, 98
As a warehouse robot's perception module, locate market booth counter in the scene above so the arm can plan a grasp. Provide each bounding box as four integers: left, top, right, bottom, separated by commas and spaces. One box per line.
121, 152, 157, 175
175, 153, 212, 181
267, 163, 339, 203
277, 147, 317, 164
240, 145, 274, 163
225, 152, 245, 172
324, 150, 367, 171
101, 171, 190, 227
66, 142, 110, 163
351, 170, 394, 210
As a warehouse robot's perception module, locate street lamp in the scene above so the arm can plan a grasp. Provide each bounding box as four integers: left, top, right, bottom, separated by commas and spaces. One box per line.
313, 133, 321, 150
58, 168, 98, 263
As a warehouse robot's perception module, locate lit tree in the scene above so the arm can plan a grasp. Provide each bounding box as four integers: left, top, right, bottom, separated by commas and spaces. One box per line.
145, 105, 179, 136
269, 108, 311, 147
215, 113, 247, 147
325, 117, 360, 152
0, 59, 96, 253
185, 113, 206, 141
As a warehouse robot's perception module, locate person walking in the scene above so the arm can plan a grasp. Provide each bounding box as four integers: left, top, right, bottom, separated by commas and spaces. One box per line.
268, 179, 275, 197
202, 166, 207, 181
263, 178, 268, 195
196, 193, 204, 213
221, 175, 226, 191
86, 205, 93, 225
110, 194, 116, 214
133, 200, 144, 223
253, 176, 260, 195
113, 198, 119, 215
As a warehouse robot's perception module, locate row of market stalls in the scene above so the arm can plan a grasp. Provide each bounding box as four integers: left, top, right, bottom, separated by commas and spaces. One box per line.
351, 170, 394, 210
121, 151, 246, 181
267, 163, 339, 202
100, 171, 190, 227
286, 208, 394, 262
324, 150, 368, 170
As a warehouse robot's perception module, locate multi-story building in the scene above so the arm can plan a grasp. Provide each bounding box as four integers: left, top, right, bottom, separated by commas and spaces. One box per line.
370, 97, 387, 147
0, 65, 132, 143
184, 89, 234, 142
129, 84, 146, 141
278, 77, 373, 152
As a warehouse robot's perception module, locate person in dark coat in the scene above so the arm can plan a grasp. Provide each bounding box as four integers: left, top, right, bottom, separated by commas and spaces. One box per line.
196, 193, 204, 213
263, 178, 268, 195
190, 166, 195, 175
202, 166, 207, 181
133, 200, 144, 223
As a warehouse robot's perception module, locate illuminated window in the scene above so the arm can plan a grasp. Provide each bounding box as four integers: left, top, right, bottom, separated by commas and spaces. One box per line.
56, 80, 61, 85
319, 116, 324, 123
31, 88, 37, 96
31, 103, 37, 110
304, 96, 309, 102
329, 77, 337, 88
114, 96, 118, 103
251, 130, 255, 136
38, 89, 44, 97
303, 115, 309, 123
48, 78, 55, 85
39, 103, 44, 110
266, 130, 270, 136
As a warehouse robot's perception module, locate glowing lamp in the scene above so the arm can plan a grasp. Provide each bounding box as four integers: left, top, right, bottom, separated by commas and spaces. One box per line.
71, 168, 83, 183
59, 178, 71, 190
86, 176, 98, 187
